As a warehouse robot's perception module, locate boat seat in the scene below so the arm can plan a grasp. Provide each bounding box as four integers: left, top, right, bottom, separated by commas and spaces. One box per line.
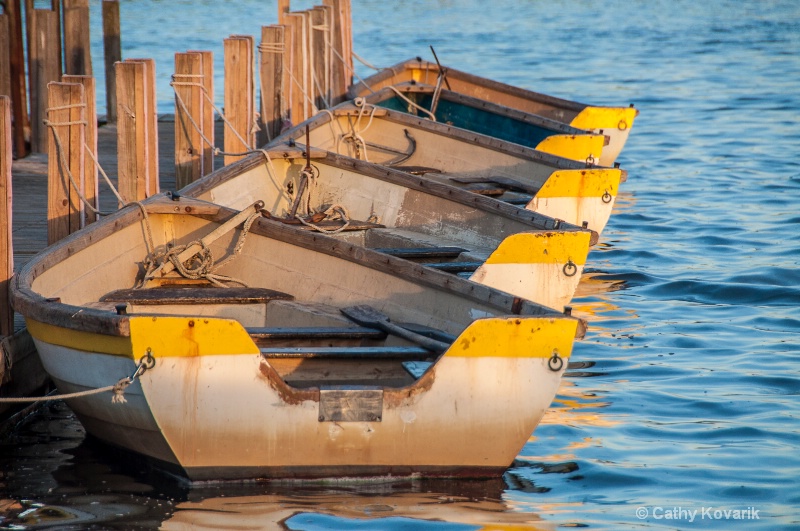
100, 286, 294, 305
294, 219, 386, 232
260, 346, 435, 359
425, 261, 482, 273
247, 326, 387, 341
449, 176, 542, 196
502, 196, 533, 205
461, 183, 506, 196
372, 246, 467, 259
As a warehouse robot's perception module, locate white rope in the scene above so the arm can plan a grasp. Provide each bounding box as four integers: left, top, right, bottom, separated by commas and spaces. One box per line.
386, 86, 438, 121
352, 50, 382, 71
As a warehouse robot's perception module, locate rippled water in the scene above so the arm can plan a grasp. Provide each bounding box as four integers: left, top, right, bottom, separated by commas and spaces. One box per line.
2, 0, 800, 529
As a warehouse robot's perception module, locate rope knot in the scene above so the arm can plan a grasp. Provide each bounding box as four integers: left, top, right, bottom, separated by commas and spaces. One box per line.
111, 377, 133, 404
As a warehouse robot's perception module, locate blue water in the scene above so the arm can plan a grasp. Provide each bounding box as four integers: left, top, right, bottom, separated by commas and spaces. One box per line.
2, 0, 800, 529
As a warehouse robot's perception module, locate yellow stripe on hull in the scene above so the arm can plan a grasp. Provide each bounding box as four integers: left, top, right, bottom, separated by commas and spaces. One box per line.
130, 316, 261, 359
534, 134, 605, 164
570, 106, 639, 166
446, 316, 577, 359
483, 231, 590, 266
26, 319, 133, 357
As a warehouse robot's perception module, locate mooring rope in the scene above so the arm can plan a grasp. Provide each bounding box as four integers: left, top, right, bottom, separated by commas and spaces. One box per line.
0, 353, 154, 405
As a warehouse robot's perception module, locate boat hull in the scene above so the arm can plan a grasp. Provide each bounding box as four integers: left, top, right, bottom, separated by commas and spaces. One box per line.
350, 58, 639, 165
28, 312, 573, 480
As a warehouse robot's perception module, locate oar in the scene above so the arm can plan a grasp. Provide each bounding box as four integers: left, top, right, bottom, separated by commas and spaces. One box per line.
340, 305, 450, 354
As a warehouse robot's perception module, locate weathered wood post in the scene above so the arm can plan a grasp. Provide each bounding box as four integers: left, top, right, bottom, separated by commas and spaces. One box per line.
223, 36, 255, 165
102, 0, 121, 123
323, 0, 352, 104
46, 81, 85, 244
62, 74, 97, 225
124, 59, 159, 195
259, 25, 286, 143
4, 0, 30, 158
310, 5, 331, 111
30, 9, 61, 153
0, 14, 11, 100
0, 96, 13, 337
174, 52, 204, 189
186, 50, 214, 176
63, 0, 93, 76
284, 12, 310, 125
115, 61, 152, 204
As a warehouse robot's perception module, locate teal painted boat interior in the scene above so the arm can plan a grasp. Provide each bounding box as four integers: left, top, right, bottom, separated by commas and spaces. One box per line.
377, 93, 555, 148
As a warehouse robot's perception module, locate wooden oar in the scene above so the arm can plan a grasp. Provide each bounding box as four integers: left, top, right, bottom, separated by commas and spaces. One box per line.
341, 305, 450, 354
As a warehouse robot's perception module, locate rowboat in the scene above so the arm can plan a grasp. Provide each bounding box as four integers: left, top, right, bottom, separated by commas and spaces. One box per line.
181, 142, 594, 311
349, 58, 639, 166
11, 194, 583, 480
274, 100, 625, 234
358, 83, 606, 165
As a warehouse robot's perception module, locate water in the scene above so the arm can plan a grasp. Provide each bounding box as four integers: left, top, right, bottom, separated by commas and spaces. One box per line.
3, 0, 800, 529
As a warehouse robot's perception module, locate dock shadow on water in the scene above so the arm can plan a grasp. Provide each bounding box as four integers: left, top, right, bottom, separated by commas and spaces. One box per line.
0, 401, 564, 529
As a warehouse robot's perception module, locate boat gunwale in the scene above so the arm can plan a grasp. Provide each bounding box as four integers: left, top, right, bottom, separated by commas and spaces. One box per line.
348, 58, 594, 113
11, 195, 586, 339
327, 100, 614, 171
365, 83, 597, 137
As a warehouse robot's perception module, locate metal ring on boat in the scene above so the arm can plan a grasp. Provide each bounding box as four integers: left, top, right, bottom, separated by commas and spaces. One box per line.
618, 119, 628, 131
139, 349, 156, 371
548, 351, 564, 372
586, 154, 596, 166
602, 190, 613, 204
563, 260, 578, 277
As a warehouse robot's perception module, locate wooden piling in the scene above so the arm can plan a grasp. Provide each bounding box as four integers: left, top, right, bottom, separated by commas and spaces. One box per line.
51, 0, 62, 76
259, 25, 286, 143
30, 9, 61, 153
310, 6, 331, 111
124, 59, 159, 195
62, 74, 97, 225
0, 14, 11, 100
186, 50, 214, 176
323, 0, 351, 104
174, 52, 204, 189
115, 61, 152, 204
0, 96, 12, 337
63, 0, 93, 76
46, 82, 85, 245
102, 0, 121, 123
284, 12, 310, 125
223, 36, 255, 165
4, 0, 29, 158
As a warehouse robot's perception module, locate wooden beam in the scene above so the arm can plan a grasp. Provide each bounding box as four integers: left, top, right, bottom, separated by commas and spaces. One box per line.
63, 0, 93, 76
62, 74, 97, 225
259, 25, 286, 143
30, 9, 61, 153
47, 81, 85, 244
223, 36, 255, 165
124, 58, 159, 196
174, 52, 203, 189
102, 0, 121, 123
115, 61, 149, 204
284, 12, 310, 125
0, 96, 12, 336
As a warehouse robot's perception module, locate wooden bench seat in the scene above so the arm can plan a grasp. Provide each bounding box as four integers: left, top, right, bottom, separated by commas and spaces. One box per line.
425, 261, 482, 273
261, 346, 434, 359
449, 175, 542, 196
100, 286, 294, 305
372, 246, 467, 259
247, 326, 387, 341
